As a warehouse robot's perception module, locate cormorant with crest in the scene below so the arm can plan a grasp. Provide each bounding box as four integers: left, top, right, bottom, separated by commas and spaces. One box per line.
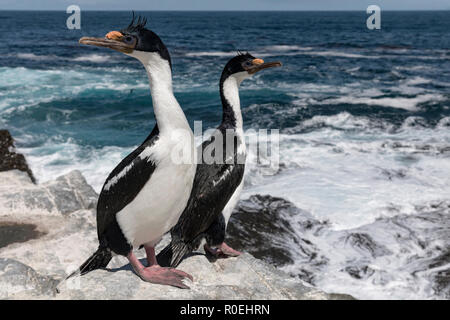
67, 15, 197, 289
158, 52, 281, 267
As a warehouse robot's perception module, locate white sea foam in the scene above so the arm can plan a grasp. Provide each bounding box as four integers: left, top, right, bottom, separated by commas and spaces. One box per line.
242, 113, 450, 232
16, 53, 60, 61
241, 114, 450, 299
185, 50, 285, 58
0, 67, 147, 113
15, 53, 114, 63
437, 117, 450, 127
316, 93, 445, 111
185, 51, 237, 57
184, 48, 383, 60
18, 138, 133, 192
283, 76, 444, 111
72, 54, 111, 63
298, 111, 388, 131
261, 45, 313, 51
395, 65, 434, 71
404, 76, 432, 85
298, 50, 378, 59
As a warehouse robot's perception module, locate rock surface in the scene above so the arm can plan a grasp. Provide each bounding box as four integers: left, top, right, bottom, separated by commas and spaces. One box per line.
55, 249, 334, 300
0, 169, 352, 300
227, 195, 329, 283
0, 130, 35, 183
0, 258, 58, 299
0, 170, 98, 216
228, 194, 450, 299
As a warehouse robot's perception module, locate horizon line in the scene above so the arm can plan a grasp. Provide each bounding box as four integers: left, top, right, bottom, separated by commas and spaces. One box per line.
1, 9, 449, 12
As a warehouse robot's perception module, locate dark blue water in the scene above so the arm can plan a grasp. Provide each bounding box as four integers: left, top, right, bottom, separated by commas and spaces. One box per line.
0, 11, 449, 299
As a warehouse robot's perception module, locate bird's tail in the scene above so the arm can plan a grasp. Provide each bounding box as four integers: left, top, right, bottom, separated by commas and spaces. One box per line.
56, 246, 112, 293
66, 246, 112, 280
157, 239, 193, 268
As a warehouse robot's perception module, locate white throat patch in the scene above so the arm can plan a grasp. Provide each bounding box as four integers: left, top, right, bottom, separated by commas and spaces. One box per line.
222, 72, 249, 130
127, 50, 191, 134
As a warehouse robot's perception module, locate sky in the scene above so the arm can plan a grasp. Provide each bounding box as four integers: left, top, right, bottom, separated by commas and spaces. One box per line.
1, 0, 449, 11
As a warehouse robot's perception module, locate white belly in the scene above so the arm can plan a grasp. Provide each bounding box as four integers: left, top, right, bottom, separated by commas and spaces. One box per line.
116, 136, 196, 248
222, 180, 244, 227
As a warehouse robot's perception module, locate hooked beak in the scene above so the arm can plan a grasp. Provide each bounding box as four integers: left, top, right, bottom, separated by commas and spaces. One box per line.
246, 58, 282, 74
79, 31, 134, 54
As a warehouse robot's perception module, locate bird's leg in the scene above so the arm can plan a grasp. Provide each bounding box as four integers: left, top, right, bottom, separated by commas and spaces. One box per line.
144, 245, 157, 266
204, 242, 241, 258
127, 250, 193, 289
219, 242, 242, 256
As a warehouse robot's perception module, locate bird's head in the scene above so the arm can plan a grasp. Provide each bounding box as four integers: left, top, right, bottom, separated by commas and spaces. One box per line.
222, 52, 282, 84
79, 14, 171, 69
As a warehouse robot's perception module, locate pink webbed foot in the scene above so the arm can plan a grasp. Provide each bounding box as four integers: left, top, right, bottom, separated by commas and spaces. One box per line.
204, 242, 242, 258
137, 265, 193, 289
128, 250, 193, 289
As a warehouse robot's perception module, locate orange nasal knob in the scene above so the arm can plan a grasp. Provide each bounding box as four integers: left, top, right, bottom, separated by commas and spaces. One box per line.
105, 31, 123, 40
252, 58, 264, 65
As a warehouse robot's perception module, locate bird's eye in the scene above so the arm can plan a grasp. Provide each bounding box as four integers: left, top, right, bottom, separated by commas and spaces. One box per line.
242, 61, 253, 69
124, 36, 134, 44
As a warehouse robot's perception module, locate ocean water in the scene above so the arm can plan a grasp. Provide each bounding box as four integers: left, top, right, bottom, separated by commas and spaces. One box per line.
0, 11, 449, 299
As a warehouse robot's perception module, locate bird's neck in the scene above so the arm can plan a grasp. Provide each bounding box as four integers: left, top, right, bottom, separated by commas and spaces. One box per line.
220, 75, 243, 131
139, 53, 190, 135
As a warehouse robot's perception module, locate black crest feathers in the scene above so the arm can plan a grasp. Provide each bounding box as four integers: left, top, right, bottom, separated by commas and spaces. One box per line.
236, 50, 250, 57
122, 11, 148, 33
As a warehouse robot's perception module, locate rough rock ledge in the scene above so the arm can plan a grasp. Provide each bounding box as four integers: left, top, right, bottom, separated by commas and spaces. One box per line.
0, 169, 353, 300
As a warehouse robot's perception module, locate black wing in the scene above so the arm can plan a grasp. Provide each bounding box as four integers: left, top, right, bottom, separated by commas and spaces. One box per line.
172, 126, 245, 243
96, 125, 159, 238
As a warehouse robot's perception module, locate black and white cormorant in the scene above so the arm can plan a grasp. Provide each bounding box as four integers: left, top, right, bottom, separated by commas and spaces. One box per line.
157, 53, 281, 267
68, 16, 196, 289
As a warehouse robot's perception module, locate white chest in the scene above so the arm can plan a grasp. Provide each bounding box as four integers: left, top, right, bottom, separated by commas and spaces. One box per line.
116, 132, 196, 247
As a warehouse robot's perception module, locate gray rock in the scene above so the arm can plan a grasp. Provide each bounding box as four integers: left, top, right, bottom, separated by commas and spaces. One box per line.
1, 232, 347, 300
227, 195, 329, 283
0, 258, 58, 299
0, 170, 97, 216
0, 170, 98, 277
55, 250, 332, 300
46, 171, 98, 214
